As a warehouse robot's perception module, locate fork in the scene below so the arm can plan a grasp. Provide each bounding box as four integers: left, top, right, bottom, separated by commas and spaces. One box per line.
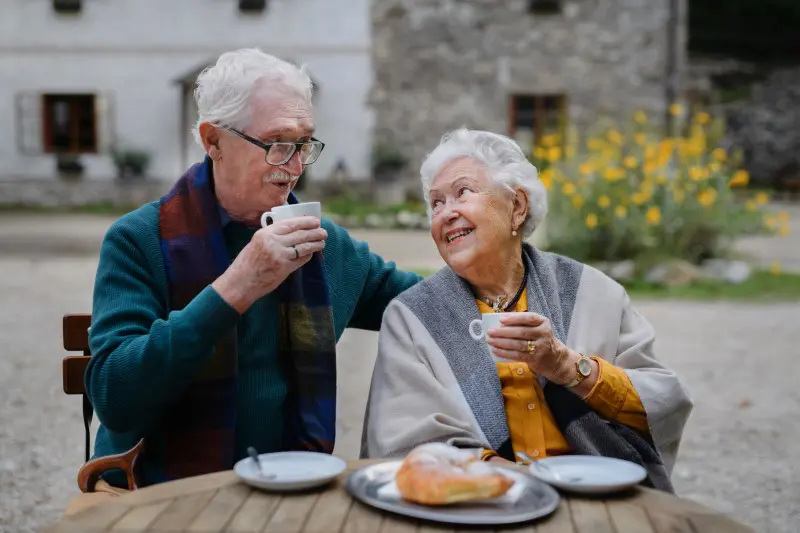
516, 452, 582, 483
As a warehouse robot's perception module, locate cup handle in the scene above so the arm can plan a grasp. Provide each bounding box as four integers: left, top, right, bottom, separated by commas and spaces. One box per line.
468, 319, 484, 341
260, 212, 273, 227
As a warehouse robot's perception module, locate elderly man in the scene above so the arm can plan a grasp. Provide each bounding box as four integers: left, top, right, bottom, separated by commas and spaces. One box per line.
76, 48, 422, 501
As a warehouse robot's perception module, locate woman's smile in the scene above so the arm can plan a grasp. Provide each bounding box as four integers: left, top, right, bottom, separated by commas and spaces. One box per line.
444, 226, 475, 246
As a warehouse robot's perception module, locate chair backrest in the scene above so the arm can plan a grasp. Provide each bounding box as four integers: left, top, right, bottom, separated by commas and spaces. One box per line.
63, 314, 93, 462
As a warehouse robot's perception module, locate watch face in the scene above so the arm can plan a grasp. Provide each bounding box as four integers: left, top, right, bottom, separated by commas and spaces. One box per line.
577, 357, 592, 377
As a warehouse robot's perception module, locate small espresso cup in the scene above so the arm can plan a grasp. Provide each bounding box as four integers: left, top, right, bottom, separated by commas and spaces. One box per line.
260, 201, 321, 227
469, 313, 516, 362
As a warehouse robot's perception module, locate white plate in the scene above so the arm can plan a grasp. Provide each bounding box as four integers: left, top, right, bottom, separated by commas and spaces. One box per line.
234, 451, 347, 491
526, 455, 647, 494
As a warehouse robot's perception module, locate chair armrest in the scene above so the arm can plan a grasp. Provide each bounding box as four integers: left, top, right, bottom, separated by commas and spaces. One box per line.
77, 438, 145, 493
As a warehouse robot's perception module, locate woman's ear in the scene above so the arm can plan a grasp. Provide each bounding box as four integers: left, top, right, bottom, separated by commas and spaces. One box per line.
511, 187, 529, 234
199, 122, 222, 161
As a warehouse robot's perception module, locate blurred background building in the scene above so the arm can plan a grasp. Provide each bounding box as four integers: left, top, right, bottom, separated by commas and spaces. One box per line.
0, 0, 373, 183
0, 0, 798, 202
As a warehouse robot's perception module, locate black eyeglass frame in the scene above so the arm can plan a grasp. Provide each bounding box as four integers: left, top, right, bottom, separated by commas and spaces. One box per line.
223, 126, 325, 166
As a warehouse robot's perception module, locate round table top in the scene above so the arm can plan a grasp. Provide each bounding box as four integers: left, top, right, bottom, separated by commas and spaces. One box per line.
47, 460, 752, 533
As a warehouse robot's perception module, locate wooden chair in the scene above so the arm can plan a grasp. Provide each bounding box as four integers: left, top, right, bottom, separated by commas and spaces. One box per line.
62, 314, 144, 493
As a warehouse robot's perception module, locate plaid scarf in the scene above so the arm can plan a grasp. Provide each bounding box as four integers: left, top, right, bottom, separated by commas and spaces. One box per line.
157, 157, 337, 480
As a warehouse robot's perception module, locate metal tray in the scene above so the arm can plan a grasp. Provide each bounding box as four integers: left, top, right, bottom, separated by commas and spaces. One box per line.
345, 460, 560, 526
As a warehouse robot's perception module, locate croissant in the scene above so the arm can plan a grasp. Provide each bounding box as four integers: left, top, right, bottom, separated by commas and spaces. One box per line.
395, 443, 514, 505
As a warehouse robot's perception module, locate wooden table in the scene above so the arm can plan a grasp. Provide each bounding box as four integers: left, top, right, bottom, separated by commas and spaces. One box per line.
46, 460, 753, 533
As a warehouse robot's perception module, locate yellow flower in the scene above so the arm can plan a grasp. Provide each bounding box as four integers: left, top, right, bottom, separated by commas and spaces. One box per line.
696, 112, 711, 124
728, 170, 749, 188
579, 163, 594, 176
697, 188, 717, 207
562, 182, 576, 196
571, 195, 585, 209
778, 211, 789, 223
755, 192, 769, 205
634, 110, 648, 124
712, 147, 728, 162
607, 129, 623, 145
538, 168, 553, 190
585, 213, 598, 229
745, 199, 757, 212
669, 103, 683, 116
689, 166, 708, 181
646, 206, 661, 225
614, 205, 627, 218
643, 161, 659, 177
623, 156, 639, 169
770, 261, 782, 276
587, 138, 605, 152
534, 147, 546, 159
548, 146, 562, 161
634, 133, 647, 145
779, 225, 790, 237
541, 134, 558, 147
597, 195, 611, 208
632, 192, 648, 205
603, 167, 625, 181
709, 162, 721, 174
764, 214, 778, 229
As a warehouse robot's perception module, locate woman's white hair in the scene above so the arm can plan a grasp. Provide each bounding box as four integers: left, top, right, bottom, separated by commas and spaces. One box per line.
419, 128, 548, 238
192, 48, 313, 145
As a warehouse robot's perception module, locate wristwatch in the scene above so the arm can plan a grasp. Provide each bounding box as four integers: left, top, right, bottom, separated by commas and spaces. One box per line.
565, 353, 593, 388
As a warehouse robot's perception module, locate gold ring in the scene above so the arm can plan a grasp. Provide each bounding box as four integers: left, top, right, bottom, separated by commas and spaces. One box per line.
527, 340, 536, 354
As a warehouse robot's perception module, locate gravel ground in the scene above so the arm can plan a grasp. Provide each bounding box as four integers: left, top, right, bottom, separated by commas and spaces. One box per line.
0, 217, 799, 533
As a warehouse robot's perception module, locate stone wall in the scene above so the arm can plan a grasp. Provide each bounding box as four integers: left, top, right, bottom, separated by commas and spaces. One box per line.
370, 0, 685, 172
724, 67, 800, 187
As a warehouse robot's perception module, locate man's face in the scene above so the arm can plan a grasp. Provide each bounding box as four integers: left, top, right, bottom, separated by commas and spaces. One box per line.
212, 87, 314, 226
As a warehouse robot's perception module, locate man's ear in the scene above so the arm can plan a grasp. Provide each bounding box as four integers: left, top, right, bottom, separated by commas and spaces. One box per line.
199, 122, 222, 160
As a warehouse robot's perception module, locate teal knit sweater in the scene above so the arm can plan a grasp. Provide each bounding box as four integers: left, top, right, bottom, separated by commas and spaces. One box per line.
86, 201, 422, 487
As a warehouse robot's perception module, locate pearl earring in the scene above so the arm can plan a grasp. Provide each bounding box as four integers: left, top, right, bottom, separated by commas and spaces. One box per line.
512, 229, 518, 237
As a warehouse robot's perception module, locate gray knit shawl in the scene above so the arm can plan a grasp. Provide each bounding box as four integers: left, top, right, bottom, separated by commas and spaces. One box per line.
395, 244, 674, 493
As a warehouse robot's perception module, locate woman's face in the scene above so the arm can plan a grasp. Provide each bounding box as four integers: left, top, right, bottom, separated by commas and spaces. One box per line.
429, 157, 519, 275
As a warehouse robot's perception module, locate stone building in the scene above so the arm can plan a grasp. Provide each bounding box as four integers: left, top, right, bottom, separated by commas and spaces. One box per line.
370, 0, 687, 176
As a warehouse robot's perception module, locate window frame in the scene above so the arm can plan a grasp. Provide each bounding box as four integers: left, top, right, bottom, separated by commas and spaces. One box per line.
508, 93, 568, 149
41, 93, 99, 155
53, 0, 82, 15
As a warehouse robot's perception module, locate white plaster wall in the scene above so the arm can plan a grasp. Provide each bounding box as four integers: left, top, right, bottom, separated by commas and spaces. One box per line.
0, 0, 373, 181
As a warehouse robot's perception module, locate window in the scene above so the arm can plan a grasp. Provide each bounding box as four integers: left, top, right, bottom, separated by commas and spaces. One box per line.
42, 94, 98, 153
528, 0, 561, 15
53, 0, 82, 14
508, 94, 567, 153
239, 0, 267, 13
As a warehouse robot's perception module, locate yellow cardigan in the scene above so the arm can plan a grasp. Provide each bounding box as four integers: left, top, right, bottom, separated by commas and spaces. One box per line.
477, 290, 650, 461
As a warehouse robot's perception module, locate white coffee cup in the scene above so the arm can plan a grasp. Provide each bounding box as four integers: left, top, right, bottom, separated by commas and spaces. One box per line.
260, 201, 321, 227
469, 313, 515, 362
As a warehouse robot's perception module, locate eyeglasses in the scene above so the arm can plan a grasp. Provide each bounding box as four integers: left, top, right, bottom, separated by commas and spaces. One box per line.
223, 127, 325, 166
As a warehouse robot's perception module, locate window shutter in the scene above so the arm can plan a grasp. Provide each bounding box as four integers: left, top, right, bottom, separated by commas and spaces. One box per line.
94, 92, 116, 153
15, 92, 44, 156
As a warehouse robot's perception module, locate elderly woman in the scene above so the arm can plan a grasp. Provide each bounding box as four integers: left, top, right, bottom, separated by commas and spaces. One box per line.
361, 128, 693, 492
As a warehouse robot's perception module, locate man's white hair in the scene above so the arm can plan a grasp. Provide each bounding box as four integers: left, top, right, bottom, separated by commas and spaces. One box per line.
192, 48, 313, 145
419, 128, 548, 237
